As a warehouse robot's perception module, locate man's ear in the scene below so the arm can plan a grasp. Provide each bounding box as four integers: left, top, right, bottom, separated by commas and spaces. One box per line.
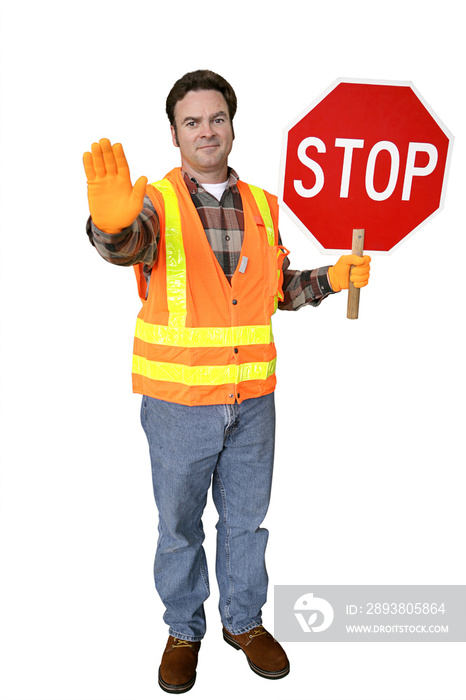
171, 125, 179, 148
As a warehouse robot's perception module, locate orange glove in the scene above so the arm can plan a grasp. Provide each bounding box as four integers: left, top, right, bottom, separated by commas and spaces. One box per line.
83, 138, 148, 233
328, 255, 371, 292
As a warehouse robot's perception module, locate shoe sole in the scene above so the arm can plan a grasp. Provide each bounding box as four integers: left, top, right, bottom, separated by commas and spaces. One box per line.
158, 668, 196, 694
222, 630, 290, 680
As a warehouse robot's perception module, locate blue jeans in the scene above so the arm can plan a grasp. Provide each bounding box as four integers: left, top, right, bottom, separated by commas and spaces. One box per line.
140, 393, 276, 642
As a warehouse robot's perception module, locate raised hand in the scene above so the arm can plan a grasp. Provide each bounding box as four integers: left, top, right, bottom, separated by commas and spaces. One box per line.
83, 138, 148, 233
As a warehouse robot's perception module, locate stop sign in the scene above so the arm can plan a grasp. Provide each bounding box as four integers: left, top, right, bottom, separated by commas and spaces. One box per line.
279, 79, 453, 253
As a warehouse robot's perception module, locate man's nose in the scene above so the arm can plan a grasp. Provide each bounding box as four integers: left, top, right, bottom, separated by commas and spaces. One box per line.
199, 120, 215, 138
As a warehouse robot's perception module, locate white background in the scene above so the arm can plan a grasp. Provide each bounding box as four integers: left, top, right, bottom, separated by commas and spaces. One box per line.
0, 1, 464, 699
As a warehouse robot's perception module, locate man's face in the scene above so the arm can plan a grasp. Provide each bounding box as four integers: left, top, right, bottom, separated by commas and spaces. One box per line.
171, 89, 234, 183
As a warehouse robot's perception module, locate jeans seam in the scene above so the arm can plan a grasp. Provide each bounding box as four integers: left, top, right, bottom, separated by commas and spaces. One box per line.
223, 403, 239, 444
199, 494, 210, 595
140, 395, 147, 428
215, 469, 234, 624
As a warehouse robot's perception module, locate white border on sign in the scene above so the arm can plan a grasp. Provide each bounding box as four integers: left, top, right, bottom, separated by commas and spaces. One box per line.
277, 77, 454, 256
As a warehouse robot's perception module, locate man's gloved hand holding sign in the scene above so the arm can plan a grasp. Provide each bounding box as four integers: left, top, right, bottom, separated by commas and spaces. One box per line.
328, 255, 371, 292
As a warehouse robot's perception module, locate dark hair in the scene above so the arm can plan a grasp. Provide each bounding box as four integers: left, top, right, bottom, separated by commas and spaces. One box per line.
166, 70, 237, 127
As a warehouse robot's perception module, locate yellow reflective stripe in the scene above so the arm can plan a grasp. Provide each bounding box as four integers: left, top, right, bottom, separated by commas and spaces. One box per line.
247, 184, 280, 314
133, 355, 276, 386
135, 318, 273, 347
151, 179, 186, 327
247, 184, 275, 246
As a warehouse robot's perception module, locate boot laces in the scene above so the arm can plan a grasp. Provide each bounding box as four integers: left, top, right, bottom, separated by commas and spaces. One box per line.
172, 638, 193, 648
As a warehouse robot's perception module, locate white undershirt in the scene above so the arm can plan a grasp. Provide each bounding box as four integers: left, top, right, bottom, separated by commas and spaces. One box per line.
201, 179, 229, 201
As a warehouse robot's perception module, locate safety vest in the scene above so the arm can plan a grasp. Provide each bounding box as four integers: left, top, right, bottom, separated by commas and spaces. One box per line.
132, 168, 288, 406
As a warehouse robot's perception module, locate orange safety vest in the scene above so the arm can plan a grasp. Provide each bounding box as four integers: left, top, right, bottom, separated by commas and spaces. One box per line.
132, 168, 289, 406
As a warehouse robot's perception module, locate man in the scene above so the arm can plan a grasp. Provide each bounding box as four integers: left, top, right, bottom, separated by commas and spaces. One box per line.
83, 69, 370, 694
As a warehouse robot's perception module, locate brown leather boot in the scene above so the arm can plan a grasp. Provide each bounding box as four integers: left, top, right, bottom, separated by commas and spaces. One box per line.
158, 636, 201, 694
222, 625, 290, 679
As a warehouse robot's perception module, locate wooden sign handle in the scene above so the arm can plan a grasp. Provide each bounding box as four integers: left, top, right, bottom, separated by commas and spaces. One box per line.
347, 229, 365, 320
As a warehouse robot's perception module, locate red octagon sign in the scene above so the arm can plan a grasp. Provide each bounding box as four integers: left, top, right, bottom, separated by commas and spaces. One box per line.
279, 79, 453, 253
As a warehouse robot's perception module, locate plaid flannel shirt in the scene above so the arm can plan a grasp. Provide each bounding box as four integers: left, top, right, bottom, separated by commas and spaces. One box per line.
86, 169, 335, 310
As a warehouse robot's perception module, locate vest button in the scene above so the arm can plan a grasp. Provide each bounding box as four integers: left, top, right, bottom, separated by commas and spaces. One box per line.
234, 348, 239, 354
232, 299, 238, 305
